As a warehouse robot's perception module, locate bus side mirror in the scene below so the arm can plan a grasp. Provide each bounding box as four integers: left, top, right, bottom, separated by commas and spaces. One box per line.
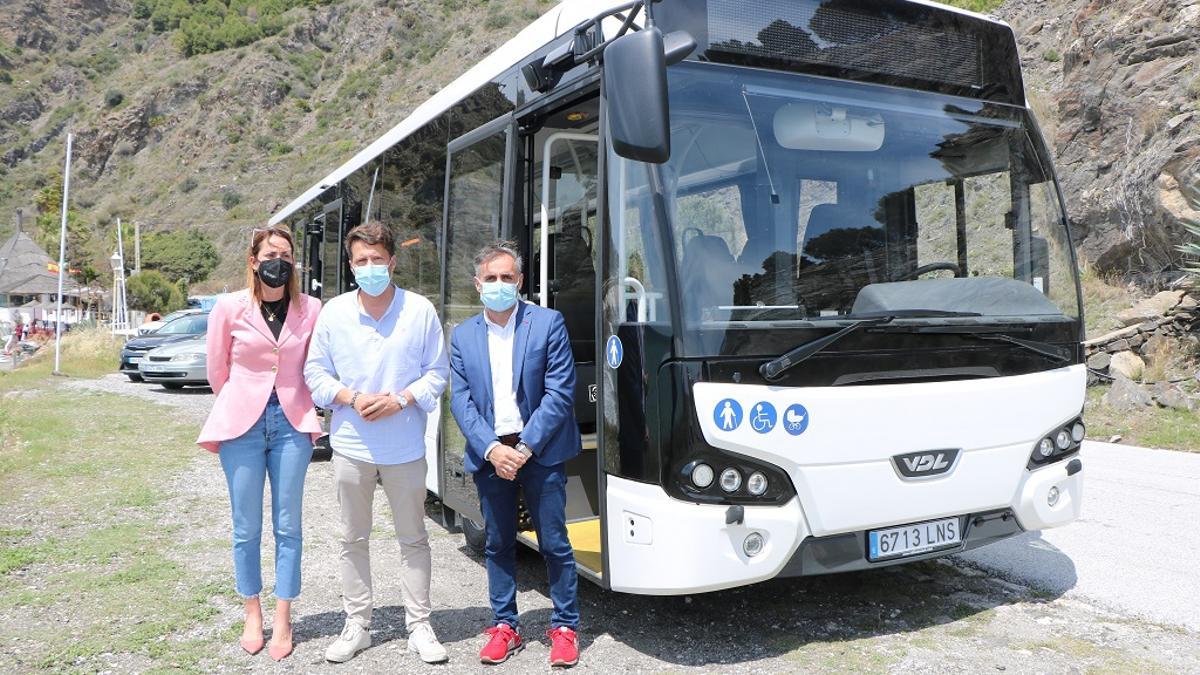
604, 27, 670, 164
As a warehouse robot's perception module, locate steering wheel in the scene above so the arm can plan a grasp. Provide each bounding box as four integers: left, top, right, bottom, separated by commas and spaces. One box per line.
897, 262, 961, 281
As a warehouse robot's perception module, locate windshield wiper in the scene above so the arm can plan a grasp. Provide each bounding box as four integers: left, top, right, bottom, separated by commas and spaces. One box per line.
760, 316, 895, 381
876, 325, 1073, 364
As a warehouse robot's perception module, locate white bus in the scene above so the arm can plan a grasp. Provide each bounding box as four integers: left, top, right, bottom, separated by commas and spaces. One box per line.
271, 0, 1086, 595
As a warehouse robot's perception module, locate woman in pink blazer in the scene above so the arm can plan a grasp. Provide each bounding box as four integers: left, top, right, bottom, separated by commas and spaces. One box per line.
198, 225, 323, 661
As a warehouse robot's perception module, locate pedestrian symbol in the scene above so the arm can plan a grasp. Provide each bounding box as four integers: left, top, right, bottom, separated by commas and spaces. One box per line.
750, 401, 777, 434
783, 404, 809, 436
605, 335, 623, 369
714, 399, 742, 431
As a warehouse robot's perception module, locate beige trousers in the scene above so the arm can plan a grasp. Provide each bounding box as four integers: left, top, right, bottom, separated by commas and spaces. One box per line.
332, 452, 431, 630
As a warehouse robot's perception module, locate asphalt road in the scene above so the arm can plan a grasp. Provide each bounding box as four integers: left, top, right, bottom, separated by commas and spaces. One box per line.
957, 440, 1200, 631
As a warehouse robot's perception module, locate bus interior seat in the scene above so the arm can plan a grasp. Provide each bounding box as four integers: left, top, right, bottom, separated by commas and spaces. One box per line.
682, 234, 740, 318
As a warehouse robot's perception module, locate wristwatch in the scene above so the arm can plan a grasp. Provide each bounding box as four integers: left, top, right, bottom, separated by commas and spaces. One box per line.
393, 393, 409, 410
515, 441, 533, 458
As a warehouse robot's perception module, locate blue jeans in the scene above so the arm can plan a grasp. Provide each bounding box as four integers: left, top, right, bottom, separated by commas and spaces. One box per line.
218, 394, 313, 600
473, 460, 579, 630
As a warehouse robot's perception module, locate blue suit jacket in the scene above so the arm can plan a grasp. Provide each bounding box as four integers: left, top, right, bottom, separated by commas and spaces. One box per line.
449, 301, 582, 474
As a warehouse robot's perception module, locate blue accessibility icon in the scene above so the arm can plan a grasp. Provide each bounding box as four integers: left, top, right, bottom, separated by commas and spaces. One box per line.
605, 335, 623, 369
749, 401, 777, 433
714, 399, 743, 431
783, 404, 809, 436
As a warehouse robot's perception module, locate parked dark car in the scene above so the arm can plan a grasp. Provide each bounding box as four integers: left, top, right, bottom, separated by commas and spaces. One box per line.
119, 312, 208, 381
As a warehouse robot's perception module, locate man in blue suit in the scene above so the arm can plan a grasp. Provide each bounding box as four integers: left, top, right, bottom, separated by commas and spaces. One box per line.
448, 241, 582, 667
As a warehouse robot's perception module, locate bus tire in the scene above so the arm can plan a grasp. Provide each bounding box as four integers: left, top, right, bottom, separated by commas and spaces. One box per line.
462, 516, 487, 554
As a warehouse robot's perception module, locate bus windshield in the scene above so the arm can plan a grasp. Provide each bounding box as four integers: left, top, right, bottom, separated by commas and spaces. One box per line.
610, 63, 1080, 342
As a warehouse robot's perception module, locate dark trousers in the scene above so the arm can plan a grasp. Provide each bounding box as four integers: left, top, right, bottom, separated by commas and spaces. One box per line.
473, 460, 579, 630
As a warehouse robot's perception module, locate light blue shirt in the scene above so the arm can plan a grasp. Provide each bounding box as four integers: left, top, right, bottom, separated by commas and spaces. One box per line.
304, 287, 449, 465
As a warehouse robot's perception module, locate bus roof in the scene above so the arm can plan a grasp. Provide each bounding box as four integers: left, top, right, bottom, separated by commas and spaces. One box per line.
269, 0, 1009, 226
269, 0, 634, 225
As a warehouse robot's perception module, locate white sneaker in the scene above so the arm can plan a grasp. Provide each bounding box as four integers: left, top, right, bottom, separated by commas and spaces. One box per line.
407, 622, 449, 663
325, 620, 371, 663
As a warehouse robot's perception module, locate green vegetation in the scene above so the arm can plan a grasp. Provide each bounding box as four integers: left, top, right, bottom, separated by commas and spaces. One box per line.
0, 347, 228, 672
936, 0, 1005, 11
133, 0, 332, 56
221, 190, 242, 210
141, 228, 220, 284
126, 269, 188, 312
1086, 386, 1200, 452
1176, 217, 1200, 285
1044, 49, 1061, 62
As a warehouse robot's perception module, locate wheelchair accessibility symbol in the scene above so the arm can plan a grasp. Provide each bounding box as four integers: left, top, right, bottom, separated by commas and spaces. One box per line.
783, 403, 809, 436
749, 401, 777, 434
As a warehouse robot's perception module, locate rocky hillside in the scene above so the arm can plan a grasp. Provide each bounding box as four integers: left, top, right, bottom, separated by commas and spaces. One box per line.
0, 0, 1197, 292
0, 0, 554, 290
996, 0, 1200, 284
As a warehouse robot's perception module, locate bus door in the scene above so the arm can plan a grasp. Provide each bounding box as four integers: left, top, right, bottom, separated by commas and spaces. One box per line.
439, 116, 515, 528
520, 95, 603, 580
303, 214, 325, 298
316, 197, 361, 300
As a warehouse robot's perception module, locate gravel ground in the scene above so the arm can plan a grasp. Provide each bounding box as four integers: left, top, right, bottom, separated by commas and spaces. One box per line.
58, 374, 1200, 673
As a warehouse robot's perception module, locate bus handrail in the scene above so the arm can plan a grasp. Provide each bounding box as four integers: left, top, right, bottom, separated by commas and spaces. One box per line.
623, 276, 648, 323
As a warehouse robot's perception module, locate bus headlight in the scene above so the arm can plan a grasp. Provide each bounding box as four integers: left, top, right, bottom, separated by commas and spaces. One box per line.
1028, 416, 1084, 468
691, 463, 714, 489
746, 472, 768, 496
743, 532, 765, 557
1055, 430, 1071, 450
719, 468, 742, 492
1071, 422, 1085, 443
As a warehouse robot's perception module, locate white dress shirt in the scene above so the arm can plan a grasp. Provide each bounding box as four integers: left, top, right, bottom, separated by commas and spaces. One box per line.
303, 287, 449, 465
484, 309, 524, 458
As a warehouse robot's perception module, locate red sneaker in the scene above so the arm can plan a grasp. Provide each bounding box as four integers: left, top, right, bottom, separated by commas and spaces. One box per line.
547, 626, 579, 667
479, 623, 522, 664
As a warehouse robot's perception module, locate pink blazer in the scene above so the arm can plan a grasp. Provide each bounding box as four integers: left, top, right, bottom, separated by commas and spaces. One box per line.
197, 289, 324, 453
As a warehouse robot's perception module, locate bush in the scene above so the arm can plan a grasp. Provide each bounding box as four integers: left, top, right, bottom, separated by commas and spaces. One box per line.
222, 190, 242, 210
1177, 218, 1200, 286
141, 229, 220, 284
126, 270, 187, 313
1043, 49, 1061, 62
179, 176, 198, 193
105, 89, 124, 107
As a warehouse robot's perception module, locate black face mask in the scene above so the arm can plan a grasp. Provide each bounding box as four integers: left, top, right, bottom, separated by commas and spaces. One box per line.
257, 258, 292, 289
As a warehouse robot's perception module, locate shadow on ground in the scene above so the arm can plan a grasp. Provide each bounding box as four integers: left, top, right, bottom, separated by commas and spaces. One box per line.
431, 516, 1075, 667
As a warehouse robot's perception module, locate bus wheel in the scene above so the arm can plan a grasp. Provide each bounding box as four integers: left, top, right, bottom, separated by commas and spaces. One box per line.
462, 516, 487, 554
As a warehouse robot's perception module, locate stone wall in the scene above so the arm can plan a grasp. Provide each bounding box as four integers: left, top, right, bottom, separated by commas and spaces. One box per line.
1084, 289, 1198, 410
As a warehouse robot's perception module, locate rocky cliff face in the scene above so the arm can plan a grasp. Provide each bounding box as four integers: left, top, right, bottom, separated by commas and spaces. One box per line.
998, 0, 1200, 284
0, 0, 1197, 290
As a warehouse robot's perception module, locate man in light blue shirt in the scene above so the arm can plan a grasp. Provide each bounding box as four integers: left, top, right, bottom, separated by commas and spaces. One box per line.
303, 222, 449, 665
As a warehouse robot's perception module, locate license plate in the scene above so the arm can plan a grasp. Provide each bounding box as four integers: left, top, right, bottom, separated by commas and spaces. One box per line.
142, 364, 167, 372
868, 517, 961, 561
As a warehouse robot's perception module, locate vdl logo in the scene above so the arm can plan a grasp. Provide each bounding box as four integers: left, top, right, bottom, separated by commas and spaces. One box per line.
891, 448, 961, 480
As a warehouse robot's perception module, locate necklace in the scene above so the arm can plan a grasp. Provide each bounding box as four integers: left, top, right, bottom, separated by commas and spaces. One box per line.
262, 298, 286, 322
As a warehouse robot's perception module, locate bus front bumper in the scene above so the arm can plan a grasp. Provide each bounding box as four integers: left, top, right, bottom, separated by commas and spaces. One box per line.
605, 458, 1082, 594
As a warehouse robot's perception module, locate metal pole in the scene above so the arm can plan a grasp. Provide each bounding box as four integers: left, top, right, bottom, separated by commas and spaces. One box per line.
116, 218, 126, 332
53, 133, 72, 374
134, 220, 141, 274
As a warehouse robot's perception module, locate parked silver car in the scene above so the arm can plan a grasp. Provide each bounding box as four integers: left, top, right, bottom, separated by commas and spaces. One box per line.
138, 335, 209, 389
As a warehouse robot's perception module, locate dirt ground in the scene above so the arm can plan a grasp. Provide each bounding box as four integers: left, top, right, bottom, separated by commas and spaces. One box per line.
2, 374, 1198, 674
